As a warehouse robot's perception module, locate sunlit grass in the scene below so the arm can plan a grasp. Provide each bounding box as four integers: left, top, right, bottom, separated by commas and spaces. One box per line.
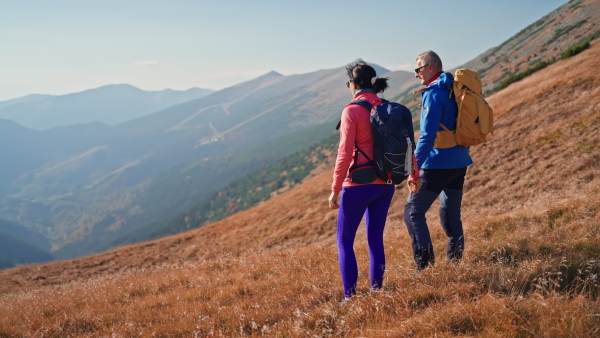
1, 196, 598, 336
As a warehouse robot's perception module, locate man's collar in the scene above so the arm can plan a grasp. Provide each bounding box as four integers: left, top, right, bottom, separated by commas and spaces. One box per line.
426, 72, 443, 87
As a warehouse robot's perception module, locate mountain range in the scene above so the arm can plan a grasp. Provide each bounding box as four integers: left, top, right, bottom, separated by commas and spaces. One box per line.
0, 62, 418, 260
0, 84, 214, 130
0, 0, 598, 266
0, 94, 53, 109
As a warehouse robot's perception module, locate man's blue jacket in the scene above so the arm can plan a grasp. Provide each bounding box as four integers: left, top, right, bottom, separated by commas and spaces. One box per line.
415, 72, 473, 169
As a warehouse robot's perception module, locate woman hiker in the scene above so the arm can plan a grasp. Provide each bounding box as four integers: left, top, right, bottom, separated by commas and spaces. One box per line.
328, 61, 402, 302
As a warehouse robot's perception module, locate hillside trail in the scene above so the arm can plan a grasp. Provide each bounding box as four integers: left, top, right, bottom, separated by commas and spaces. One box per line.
0, 40, 598, 295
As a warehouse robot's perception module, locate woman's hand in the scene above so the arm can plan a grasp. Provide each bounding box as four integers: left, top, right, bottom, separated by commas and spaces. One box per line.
328, 192, 340, 209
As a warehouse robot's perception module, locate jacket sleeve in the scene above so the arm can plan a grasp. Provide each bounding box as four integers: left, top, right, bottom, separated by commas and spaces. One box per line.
415, 90, 443, 168
332, 106, 357, 194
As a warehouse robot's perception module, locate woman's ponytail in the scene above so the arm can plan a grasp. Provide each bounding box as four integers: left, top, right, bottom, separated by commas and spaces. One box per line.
372, 77, 389, 94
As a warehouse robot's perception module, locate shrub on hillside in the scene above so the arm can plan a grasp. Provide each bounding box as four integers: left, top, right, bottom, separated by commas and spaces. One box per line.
561, 41, 590, 59
495, 61, 550, 92
493, 30, 600, 93
561, 30, 600, 59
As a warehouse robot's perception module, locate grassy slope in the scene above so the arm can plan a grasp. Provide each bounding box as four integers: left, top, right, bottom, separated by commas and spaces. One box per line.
0, 42, 599, 336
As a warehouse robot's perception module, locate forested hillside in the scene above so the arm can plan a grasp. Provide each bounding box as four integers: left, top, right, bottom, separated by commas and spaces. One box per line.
154, 134, 338, 240
51, 123, 339, 258
0, 219, 53, 269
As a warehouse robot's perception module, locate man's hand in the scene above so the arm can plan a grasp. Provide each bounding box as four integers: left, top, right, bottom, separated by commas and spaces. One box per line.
328, 192, 340, 209
407, 177, 421, 194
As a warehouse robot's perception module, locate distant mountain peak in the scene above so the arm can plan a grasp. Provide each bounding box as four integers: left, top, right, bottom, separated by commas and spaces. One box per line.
260, 70, 283, 78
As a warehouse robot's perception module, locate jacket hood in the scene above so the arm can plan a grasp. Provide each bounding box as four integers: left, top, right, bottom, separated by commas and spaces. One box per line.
428, 72, 454, 90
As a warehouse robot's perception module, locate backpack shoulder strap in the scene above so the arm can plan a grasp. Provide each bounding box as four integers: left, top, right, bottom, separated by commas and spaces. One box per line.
413, 87, 432, 94
335, 100, 373, 130
439, 123, 451, 131
348, 99, 373, 111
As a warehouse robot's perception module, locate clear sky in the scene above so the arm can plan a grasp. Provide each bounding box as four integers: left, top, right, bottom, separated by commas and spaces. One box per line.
0, 0, 569, 101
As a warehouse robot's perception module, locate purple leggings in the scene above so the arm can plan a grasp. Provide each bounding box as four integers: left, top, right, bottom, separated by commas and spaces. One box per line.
337, 184, 395, 298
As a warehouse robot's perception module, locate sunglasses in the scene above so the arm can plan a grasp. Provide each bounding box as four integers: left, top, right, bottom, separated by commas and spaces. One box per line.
414, 64, 429, 74
345, 80, 351, 88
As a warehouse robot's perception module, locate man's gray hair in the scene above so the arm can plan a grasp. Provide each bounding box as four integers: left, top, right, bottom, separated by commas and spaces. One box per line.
416, 50, 443, 72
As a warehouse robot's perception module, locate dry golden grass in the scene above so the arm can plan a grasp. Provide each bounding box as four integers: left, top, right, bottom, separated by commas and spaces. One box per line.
1, 212, 598, 337
1, 42, 599, 337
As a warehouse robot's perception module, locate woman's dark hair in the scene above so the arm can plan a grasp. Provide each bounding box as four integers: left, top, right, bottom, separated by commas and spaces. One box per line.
346, 61, 389, 93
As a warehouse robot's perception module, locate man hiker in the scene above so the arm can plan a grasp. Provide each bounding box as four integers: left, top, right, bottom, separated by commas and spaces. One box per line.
404, 50, 473, 270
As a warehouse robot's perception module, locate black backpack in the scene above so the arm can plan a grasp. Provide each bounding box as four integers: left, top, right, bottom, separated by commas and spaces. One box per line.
338, 99, 415, 184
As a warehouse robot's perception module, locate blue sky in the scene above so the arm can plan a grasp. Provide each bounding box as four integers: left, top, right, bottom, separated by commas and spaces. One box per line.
0, 0, 569, 101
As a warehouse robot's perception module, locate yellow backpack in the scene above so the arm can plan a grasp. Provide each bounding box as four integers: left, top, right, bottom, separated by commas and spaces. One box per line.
433, 69, 494, 149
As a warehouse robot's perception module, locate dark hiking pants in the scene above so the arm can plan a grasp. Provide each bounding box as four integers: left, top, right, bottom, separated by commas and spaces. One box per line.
404, 167, 468, 270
